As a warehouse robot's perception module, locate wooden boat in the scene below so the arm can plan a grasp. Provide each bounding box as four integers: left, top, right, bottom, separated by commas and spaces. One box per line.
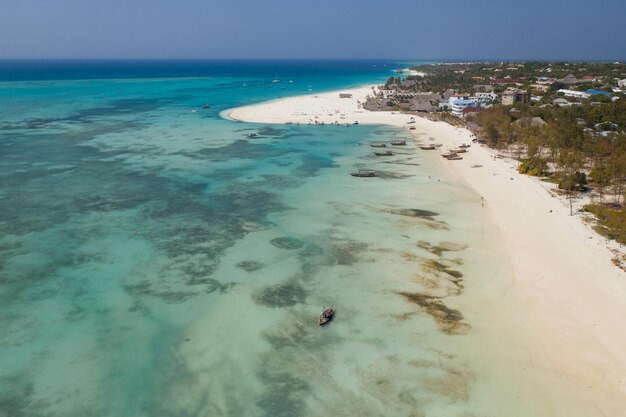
373, 150, 393, 156
370, 142, 387, 148
419, 145, 437, 150
451, 148, 467, 153
350, 170, 376, 177
459, 143, 471, 148
390, 140, 406, 146
441, 151, 458, 158
409, 126, 416, 130
319, 307, 335, 325
447, 155, 463, 160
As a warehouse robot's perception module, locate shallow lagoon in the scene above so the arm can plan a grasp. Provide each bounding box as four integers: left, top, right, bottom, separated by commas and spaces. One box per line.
0, 63, 516, 416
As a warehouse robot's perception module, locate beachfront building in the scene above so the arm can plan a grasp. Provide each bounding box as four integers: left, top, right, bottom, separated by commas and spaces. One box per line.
448, 93, 469, 104
451, 99, 477, 117
470, 91, 498, 104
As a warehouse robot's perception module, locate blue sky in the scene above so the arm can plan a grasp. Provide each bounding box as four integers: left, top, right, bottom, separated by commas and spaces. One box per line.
1, 0, 625, 60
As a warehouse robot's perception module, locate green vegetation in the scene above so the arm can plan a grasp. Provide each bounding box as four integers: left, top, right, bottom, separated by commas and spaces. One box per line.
584, 204, 626, 244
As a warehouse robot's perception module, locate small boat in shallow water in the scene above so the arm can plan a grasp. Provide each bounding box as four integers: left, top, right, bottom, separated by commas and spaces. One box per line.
319, 307, 335, 325
350, 170, 376, 177
370, 142, 387, 148
390, 140, 406, 146
373, 150, 393, 156
419, 145, 436, 150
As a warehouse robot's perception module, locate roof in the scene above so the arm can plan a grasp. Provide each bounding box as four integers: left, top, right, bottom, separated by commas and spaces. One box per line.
461, 107, 497, 114
585, 89, 611, 96
453, 99, 476, 105
513, 117, 547, 128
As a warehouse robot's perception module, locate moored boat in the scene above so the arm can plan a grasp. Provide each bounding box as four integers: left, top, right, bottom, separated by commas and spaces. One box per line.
350, 169, 376, 177
370, 142, 387, 148
419, 145, 437, 150
373, 150, 393, 156
390, 140, 406, 146
319, 307, 335, 325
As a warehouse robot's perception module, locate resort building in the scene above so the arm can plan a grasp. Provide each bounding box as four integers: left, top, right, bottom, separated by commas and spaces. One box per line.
448, 93, 469, 105
470, 91, 498, 103
451, 99, 477, 117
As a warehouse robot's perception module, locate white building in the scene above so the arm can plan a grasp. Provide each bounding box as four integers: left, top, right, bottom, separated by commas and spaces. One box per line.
448, 94, 469, 105
451, 99, 477, 117
469, 92, 497, 104
557, 89, 591, 99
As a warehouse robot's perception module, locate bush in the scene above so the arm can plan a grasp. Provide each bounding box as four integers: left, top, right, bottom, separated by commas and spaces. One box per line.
558, 171, 588, 191
518, 157, 548, 176
584, 204, 626, 244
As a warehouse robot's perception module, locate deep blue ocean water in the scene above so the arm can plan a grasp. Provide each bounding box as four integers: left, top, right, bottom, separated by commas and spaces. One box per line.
0, 60, 502, 417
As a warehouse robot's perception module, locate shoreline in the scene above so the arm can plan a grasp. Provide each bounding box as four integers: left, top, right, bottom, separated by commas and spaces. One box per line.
224, 85, 626, 415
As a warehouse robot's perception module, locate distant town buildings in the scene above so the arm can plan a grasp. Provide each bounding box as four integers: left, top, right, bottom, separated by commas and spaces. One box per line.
557, 74, 594, 85
501, 89, 527, 105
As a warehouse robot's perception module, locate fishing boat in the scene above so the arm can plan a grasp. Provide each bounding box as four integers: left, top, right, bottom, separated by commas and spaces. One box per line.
319, 307, 335, 325
247, 133, 258, 138
370, 142, 387, 148
373, 150, 393, 156
443, 152, 462, 160
350, 169, 376, 177
451, 148, 467, 153
390, 140, 406, 146
409, 126, 416, 130
459, 143, 471, 148
201, 103, 210, 109
419, 144, 437, 150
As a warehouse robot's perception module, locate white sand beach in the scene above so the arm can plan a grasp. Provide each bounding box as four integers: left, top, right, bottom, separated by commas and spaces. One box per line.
225, 86, 626, 415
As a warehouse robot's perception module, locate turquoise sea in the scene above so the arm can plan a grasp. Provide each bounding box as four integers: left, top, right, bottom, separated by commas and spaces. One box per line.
0, 61, 516, 416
